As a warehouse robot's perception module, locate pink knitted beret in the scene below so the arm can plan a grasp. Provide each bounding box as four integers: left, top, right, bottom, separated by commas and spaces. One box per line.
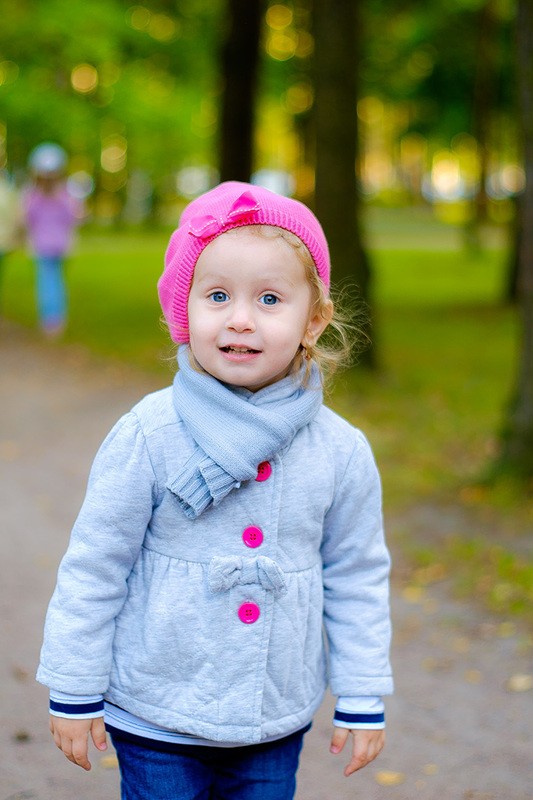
158, 181, 330, 343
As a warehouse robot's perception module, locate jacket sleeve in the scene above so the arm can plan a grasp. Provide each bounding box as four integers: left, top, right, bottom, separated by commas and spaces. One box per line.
321, 430, 393, 699
36, 412, 157, 695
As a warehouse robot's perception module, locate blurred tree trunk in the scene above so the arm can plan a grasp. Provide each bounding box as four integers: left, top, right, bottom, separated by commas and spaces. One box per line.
497, 0, 533, 480
312, 0, 374, 367
505, 194, 521, 303
465, 0, 498, 250
219, 0, 264, 182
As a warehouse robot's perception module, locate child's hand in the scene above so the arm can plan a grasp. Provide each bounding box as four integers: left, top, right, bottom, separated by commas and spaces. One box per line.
330, 727, 385, 777
49, 715, 107, 771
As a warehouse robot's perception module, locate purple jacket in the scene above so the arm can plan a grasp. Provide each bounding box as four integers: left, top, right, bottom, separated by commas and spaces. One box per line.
24, 186, 80, 258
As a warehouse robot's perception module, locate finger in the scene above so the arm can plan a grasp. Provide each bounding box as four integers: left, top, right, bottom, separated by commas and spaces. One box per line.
91, 717, 108, 751
344, 739, 370, 777
50, 719, 61, 749
58, 732, 91, 771
59, 737, 75, 763
344, 731, 385, 777
49, 716, 65, 748
330, 726, 350, 754
71, 738, 92, 771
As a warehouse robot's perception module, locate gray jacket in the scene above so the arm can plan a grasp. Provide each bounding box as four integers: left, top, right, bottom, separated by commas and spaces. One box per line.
37, 386, 393, 744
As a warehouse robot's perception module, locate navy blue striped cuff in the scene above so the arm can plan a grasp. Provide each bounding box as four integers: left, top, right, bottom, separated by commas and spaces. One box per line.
50, 699, 105, 715
334, 710, 385, 724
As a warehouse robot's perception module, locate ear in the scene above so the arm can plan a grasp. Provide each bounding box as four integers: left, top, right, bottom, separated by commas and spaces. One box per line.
302, 299, 333, 348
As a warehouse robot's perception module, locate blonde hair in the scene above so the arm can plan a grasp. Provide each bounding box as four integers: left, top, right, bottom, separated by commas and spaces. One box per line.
247, 225, 360, 385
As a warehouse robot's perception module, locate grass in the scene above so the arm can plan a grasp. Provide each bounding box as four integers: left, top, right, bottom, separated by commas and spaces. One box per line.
3, 212, 531, 625
405, 537, 533, 624
331, 243, 519, 504
3, 230, 171, 372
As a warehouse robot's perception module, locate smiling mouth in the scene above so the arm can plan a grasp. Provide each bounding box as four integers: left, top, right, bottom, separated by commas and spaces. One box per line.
220, 346, 261, 354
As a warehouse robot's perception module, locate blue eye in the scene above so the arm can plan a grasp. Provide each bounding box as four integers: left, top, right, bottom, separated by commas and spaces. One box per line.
210, 291, 228, 303
260, 294, 278, 306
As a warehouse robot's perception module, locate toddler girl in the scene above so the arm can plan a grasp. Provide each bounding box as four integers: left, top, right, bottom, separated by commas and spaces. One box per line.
37, 181, 393, 799
23, 142, 81, 337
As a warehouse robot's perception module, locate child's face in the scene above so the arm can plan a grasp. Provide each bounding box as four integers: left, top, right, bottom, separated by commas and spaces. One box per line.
187, 227, 325, 391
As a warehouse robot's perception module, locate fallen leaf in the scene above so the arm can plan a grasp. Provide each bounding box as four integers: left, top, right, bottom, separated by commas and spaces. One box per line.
414, 563, 448, 585
402, 585, 425, 603
423, 657, 453, 672
375, 770, 406, 786
506, 673, 533, 693
13, 730, 31, 743
464, 669, 483, 684
100, 754, 119, 769
459, 485, 488, 504
12, 665, 30, 682
453, 636, 471, 654
497, 621, 516, 638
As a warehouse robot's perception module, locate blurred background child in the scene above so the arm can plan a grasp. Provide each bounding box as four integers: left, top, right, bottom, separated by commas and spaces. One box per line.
23, 143, 82, 337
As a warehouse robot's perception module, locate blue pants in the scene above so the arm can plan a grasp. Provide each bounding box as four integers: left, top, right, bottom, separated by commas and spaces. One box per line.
35, 255, 67, 331
110, 727, 308, 800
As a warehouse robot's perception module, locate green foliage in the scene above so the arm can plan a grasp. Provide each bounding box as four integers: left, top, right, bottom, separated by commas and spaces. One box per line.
0, 0, 223, 175
362, 0, 516, 139
1, 0, 519, 185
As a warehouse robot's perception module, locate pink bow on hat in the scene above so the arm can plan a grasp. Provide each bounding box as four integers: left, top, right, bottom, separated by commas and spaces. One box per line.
188, 190, 261, 239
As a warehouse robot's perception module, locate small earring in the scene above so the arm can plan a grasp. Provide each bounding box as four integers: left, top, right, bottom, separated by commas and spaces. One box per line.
302, 345, 312, 361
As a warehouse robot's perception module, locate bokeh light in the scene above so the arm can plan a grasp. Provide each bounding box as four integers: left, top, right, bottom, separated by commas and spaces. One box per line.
71, 64, 99, 94
127, 6, 177, 41
67, 170, 95, 200
285, 83, 313, 114
0, 61, 19, 87
266, 31, 298, 61
128, 5, 151, 31
148, 14, 177, 42
265, 5, 293, 30
101, 135, 127, 173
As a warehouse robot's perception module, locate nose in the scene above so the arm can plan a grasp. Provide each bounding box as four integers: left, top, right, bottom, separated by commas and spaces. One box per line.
225, 301, 256, 333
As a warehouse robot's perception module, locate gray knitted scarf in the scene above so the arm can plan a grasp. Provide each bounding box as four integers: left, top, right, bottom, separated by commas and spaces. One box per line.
168, 346, 323, 518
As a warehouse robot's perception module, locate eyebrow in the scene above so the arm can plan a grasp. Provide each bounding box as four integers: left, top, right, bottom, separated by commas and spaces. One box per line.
194, 271, 297, 290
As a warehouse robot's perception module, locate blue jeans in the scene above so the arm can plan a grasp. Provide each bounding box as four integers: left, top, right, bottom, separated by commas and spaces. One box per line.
35, 255, 66, 331
110, 727, 308, 800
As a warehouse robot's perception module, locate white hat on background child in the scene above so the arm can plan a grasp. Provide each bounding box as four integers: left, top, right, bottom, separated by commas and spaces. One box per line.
28, 143, 67, 176
158, 181, 331, 344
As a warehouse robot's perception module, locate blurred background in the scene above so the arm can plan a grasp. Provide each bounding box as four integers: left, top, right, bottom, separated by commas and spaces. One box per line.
0, 0, 524, 225
1, 0, 532, 699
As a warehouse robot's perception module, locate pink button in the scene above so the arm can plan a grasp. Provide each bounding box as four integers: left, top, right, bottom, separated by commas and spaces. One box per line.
242, 526, 264, 548
256, 461, 272, 482
238, 602, 260, 624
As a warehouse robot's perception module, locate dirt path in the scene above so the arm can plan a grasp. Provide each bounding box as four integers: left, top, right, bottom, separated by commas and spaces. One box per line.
1, 322, 531, 800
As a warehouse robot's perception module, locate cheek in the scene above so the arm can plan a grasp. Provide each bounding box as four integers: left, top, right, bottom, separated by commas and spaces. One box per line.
187, 317, 204, 355
188, 299, 206, 334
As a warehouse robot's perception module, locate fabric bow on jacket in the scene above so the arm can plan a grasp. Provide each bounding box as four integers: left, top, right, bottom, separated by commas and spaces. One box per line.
208, 555, 288, 597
